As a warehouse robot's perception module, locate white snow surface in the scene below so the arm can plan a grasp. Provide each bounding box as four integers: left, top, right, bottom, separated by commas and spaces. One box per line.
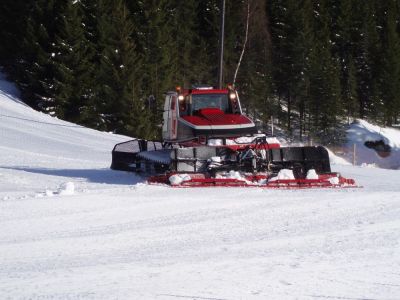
1, 75, 400, 299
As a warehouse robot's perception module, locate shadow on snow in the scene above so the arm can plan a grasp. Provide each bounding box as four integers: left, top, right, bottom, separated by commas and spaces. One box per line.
1, 166, 144, 185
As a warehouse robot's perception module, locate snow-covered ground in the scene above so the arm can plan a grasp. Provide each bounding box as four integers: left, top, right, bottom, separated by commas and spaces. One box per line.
1, 74, 400, 300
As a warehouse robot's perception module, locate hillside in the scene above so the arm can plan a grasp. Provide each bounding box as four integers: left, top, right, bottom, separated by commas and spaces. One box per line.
1, 75, 400, 300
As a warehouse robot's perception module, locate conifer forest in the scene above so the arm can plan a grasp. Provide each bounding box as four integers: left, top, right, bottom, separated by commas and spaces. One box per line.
1, 0, 399, 143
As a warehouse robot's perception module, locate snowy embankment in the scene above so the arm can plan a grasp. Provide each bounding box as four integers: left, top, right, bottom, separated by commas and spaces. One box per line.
0, 72, 136, 199
346, 119, 400, 169
1, 73, 400, 300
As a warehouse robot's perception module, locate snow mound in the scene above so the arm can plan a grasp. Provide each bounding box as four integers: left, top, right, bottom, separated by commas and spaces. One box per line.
346, 119, 400, 169
38, 182, 75, 197
328, 176, 340, 185
169, 174, 191, 185
269, 169, 295, 181
58, 182, 75, 195
306, 169, 319, 180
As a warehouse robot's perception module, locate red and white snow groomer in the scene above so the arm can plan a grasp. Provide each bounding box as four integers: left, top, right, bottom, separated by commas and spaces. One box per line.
111, 85, 356, 188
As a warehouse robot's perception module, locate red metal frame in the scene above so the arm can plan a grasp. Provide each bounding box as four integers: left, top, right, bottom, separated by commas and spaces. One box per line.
147, 173, 357, 189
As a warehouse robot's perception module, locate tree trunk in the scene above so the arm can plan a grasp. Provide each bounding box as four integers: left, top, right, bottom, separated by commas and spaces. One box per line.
287, 92, 291, 135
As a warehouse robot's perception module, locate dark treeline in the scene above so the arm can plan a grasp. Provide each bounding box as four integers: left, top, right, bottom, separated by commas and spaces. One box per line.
0, 0, 400, 143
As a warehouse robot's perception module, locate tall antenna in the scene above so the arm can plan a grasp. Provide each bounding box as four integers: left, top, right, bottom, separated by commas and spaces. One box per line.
217, 0, 225, 89
233, 0, 250, 86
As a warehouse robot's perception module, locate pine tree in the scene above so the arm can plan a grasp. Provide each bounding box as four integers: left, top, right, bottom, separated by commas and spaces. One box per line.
233, 0, 275, 131
136, 0, 176, 108
335, 0, 358, 122
380, 0, 400, 125
3, 0, 400, 137
269, 0, 316, 136
14, 0, 66, 111
197, 0, 220, 85
343, 56, 358, 123
308, 1, 342, 142
95, 0, 154, 138
269, 0, 295, 133
53, 0, 96, 125
165, 0, 211, 87
0, 0, 32, 67
294, 0, 315, 139
349, 0, 381, 121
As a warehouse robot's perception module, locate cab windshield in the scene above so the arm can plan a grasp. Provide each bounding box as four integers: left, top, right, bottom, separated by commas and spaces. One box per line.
191, 94, 231, 114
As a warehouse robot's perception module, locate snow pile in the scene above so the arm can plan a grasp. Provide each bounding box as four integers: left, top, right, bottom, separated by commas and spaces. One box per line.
346, 119, 400, 169
58, 182, 75, 195
226, 170, 245, 180
215, 170, 250, 183
306, 169, 319, 179
269, 169, 295, 181
40, 182, 75, 197
328, 175, 340, 185
169, 173, 191, 185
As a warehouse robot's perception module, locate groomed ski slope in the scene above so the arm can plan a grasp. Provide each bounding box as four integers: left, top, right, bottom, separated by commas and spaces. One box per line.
1, 74, 400, 300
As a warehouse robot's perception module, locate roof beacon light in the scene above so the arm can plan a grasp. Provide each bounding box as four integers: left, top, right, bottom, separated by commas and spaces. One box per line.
195, 86, 213, 90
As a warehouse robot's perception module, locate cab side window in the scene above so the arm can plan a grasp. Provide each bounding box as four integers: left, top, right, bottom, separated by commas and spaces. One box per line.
179, 96, 189, 116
